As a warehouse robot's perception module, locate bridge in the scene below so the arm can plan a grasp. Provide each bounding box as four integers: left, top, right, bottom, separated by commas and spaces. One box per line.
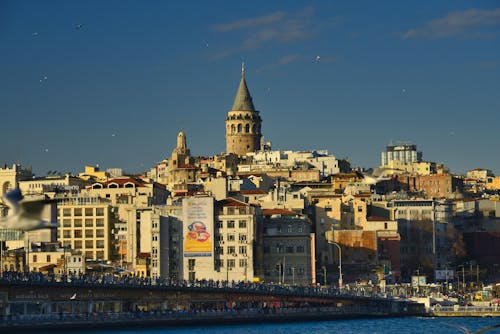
0, 274, 425, 330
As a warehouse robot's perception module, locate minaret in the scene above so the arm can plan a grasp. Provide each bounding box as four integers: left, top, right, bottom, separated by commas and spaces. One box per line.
225, 63, 262, 156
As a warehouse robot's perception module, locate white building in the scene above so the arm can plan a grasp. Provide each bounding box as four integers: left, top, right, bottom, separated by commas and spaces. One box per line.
381, 143, 422, 166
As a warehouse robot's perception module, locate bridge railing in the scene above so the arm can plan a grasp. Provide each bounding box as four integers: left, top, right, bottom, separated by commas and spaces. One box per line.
432, 305, 500, 313
0, 271, 402, 301
0, 304, 392, 327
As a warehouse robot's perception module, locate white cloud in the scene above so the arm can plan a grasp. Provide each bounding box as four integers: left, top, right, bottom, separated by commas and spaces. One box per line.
210, 7, 318, 59
403, 8, 500, 39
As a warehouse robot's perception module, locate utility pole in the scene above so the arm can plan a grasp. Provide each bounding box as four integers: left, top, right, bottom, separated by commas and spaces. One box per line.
328, 241, 343, 288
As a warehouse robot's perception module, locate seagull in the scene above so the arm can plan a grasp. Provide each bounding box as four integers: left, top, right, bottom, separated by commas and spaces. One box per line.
446, 323, 500, 334
355, 167, 401, 185
315, 55, 321, 62
70, 293, 77, 300
32, 32, 39, 37
0, 188, 59, 232
75, 24, 83, 29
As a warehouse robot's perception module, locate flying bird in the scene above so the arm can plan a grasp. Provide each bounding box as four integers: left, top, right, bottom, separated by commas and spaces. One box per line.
75, 24, 83, 29
70, 293, 77, 300
354, 167, 402, 185
315, 55, 321, 62
446, 322, 500, 334
0, 188, 59, 232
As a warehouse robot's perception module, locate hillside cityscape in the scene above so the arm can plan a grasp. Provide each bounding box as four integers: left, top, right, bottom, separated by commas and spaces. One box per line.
1, 66, 499, 295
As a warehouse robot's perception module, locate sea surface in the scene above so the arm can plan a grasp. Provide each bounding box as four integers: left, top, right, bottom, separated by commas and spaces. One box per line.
37, 317, 500, 334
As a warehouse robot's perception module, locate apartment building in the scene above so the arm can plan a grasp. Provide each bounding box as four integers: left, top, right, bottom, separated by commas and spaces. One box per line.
57, 197, 117, 262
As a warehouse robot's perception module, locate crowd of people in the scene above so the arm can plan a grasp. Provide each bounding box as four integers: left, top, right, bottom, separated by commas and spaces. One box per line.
0, 271, 391, 299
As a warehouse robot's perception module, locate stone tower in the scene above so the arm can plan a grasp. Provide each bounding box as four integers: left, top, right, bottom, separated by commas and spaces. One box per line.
225, 64, 262, 156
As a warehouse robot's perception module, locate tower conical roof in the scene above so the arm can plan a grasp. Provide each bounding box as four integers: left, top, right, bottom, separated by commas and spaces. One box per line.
231, 64, 255, 111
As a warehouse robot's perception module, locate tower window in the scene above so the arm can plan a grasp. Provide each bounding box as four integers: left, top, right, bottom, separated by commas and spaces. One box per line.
237, 124, 242, 133
245, 124, 250, 133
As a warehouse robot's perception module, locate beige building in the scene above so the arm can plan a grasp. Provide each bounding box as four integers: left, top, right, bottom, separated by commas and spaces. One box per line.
382, 160, 436, 176
486, 176, 500, 191
226, 64, 262, 156
57, 196, 117, 262
19, 174, 88, 196
28, 244, 85, 276
214, 197, 257, 282
0, 163, 32, 198
82, 177, 168, 206
78, 165, 109, 181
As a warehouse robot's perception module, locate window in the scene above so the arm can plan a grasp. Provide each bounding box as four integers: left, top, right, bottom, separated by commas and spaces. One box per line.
227, 246, 235, 254
287, 225, 293, 233
63, 219, 71, 227
74, 240, 82, 249
227, 234, 235, 241
217, 221, 223, 228
215, 259, 224, 268
216, 235, 224, 242
96, 251, 104, 260
239, 234, 247, 242
239, 259, 247, 268
96, 229, 105, 238
227, 259, 235, 268
238, 220, 247, 228
33, 255, 37, 263
216, 247, 224, 255
96, 218, 104, 227
85, 251, 93, 259
239, 246, 247, 254
227, 220, 235, 228
96, 240, 105, 249
63, 208, 71, 217
74, 208, 82, 216
85, 240, 93, 249
74, 229, 82, 238
96, 208, 104, 216
188, 259, 195, 271
296, 245, 305, 253
286, 246, 294, 253
85, 219, 93, 227
85, 208, 93, 216
74, 219, 82, 227
85, 230, 93, 238
188, 272, 196, 281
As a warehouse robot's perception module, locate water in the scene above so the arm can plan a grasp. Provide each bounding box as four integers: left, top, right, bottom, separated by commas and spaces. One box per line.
39, 317, 500, 334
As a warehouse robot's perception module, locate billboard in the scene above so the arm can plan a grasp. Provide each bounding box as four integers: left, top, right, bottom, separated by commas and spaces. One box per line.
182, 197, 214, 257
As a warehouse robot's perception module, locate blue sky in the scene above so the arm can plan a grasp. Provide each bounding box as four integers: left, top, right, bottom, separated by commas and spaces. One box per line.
1, 1, 499, 176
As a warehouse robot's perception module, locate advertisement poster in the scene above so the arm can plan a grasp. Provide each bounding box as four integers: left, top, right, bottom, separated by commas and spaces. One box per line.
182, 197, 214, 257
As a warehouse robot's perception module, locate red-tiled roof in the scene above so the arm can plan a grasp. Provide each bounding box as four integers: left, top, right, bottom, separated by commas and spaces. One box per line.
178, 164, 199, 170
217, 197, 248, 207
98, 177, 148, 187
367, 216, 390, 222
239, 189, 267, 195
262, 208, 297, 216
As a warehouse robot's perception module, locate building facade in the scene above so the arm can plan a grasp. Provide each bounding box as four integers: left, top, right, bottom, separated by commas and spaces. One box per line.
381, 143, 422, 166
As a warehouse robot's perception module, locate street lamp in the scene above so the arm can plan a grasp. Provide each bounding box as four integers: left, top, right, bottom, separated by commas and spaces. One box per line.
327, 241, 343, 288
